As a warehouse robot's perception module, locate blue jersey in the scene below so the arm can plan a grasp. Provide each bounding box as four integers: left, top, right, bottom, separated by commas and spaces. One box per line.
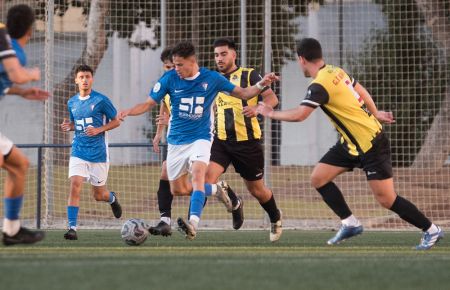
68, 90, 117, 163
150, 67, 235, 145
0, 39, 26, 97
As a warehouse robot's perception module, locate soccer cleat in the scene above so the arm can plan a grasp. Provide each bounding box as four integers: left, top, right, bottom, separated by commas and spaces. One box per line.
327, 224, 363, 245
64, 229, 78, 240
216, 181, 233, 212
176, 217, 196, 240
416, 226, 444, 250
2, 227, 45, 246
232, 196, 244, 230
110, 192, 122, 218
149, 221, 172, 237
270, 210, 283, 242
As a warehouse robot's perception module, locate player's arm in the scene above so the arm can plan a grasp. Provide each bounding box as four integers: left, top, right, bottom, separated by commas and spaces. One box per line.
118, 98, 158, 120
0, 153, 4, 167
230, 73, 279, 100
243, 70, 278, 117
152, 102, 170, 153
354, 82, 394, 124
7, 86, 49, 101
85, 117, 121, 136
257, 103, 315, 122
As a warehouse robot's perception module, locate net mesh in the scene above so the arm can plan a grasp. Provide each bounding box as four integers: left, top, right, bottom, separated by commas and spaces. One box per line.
0, 0, 449, 230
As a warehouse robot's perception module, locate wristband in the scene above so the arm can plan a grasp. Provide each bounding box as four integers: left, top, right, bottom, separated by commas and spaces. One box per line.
255, 81, 266, 90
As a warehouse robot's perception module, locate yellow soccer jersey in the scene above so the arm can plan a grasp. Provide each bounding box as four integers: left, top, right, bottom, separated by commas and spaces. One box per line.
215, 67, 264, 142
301, 64, 382, 155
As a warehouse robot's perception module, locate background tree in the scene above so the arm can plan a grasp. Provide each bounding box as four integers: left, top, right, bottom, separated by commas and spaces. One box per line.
348, 0, 448, 166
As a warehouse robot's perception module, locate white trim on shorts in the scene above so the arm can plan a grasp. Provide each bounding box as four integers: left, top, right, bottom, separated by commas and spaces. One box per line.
0, 131, 14, 156
68, 156, 109, 186
166, 139, 212, 181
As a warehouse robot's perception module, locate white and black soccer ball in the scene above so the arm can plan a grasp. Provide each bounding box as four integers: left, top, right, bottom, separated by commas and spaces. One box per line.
121, 218, 149, 246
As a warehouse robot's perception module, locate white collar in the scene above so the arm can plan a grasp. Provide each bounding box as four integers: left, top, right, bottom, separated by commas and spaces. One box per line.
78, 94, 91, 100
184, 71, 200, 80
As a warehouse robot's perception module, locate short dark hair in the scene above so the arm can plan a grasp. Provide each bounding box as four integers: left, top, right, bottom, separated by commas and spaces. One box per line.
160, 47, 173, 62
7, 4, 35, 39
171, 41, 196, 58
213, 38, 237, 50
75, 64, 94, 76
296, 38, 322, 61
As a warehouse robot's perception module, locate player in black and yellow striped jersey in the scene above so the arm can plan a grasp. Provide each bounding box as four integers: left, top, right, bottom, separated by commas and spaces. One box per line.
148, 47, 174, 236
206, 38, 283, 242
257, 38, 443, 249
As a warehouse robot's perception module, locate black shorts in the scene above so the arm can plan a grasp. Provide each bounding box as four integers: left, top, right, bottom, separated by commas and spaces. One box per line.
210, 138, 264, 181
319, 132, 393, 180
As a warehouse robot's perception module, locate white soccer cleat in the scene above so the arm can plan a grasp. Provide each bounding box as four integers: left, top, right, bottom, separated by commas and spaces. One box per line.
270, 210, 283, 242
215, 181, 233, 212
176, 217, 197, 241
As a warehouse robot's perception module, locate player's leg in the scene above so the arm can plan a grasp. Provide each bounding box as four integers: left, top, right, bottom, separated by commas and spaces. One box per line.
312, 143, 363, 245
64, 175, 83, 240
149, 160, 173, 236
364, 134, 442, 249
1, 142, 44, 245
90, 162, 122, 219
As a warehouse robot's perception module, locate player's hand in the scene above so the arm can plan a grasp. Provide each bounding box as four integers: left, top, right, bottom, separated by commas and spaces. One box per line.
259, 73, 279, 87
375, 111, 395, 124
152, 133, 162, 153
156, 112, 169, 126
256, 102, 274, 118
243, 105, 258, 118
118, 110, 129, 121
22, 87, 50, 101
60, 118, 72, 132
85, 125, 101, 136
27, 67, 41, 81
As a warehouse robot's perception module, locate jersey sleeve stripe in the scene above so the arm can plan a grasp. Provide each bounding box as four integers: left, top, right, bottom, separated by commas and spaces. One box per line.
301, 99, 320, 108
0, 49, 16, 59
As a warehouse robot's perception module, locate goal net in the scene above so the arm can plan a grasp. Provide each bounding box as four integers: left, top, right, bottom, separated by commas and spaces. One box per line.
0, 0, 449, 231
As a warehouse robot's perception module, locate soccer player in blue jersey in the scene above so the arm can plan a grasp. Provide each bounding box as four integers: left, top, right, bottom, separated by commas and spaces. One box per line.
60, 64, 122, 240
119, 41, 278, 240
1, 4, 48, 246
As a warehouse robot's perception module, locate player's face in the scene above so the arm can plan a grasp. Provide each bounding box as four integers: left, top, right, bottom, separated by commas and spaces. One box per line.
163, 59, 174, 72
173, 55, 197, 79
75, 71, 93, 92
298, 56, 310, 77
214, 46, 236, 73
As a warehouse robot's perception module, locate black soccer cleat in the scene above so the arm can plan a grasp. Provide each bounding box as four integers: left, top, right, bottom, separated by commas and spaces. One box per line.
63, 229, 78, 240
110, 192, 122, 218
232, 196, 244, 230
149, 221, 172, 237
2, 227, 45, 246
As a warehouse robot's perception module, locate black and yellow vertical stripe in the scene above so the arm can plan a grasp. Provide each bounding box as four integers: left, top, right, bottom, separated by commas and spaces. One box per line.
216, 67, 261, 141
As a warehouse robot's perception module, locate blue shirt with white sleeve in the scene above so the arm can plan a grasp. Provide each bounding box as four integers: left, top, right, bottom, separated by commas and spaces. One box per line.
67, 90, 117, 163
150, 67, 235, 145
0, 39, 26, 97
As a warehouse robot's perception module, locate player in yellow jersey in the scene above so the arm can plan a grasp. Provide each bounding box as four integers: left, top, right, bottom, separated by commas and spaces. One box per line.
148, 47, 174, 236
257, 38, 443, 250
207, 38, 282, 242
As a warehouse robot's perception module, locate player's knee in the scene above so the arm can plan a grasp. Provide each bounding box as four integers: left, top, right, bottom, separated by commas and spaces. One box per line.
93, 193, 103, 201
170, 188, 188, 196
310, 174, 325, 189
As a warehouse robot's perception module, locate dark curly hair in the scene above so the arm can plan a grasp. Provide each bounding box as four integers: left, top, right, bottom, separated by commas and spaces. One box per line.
7, 4, 35, 39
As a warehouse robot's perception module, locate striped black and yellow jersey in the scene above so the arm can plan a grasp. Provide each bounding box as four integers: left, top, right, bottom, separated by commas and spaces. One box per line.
301, 64, 382, 155
215, 67, 265, 142
0, 23, 16, 60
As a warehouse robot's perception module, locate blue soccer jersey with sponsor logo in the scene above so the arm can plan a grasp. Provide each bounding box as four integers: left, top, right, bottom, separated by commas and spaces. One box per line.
67, 90, 117, 163
0, 39, 26, 97
150, 67, 235, 145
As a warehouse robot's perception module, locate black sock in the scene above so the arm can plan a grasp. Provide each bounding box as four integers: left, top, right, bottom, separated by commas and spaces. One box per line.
390, 195, 431, 231
157, 179, 172, 218
227, 186, 239, 207
316, 182, 352, 220
260, 194, 280, 223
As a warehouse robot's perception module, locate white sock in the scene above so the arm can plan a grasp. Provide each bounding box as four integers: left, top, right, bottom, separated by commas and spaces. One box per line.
210, 184, 218, 196
161, 217, 171, 225
189, 215, 200, 230
341, 215, 361, 227
3, 218, 21, 236
426, 224, 439, 234
69, 226, 77, 231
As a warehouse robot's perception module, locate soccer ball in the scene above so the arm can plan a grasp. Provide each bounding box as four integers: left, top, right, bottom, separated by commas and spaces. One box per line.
121, 218, 149, 246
